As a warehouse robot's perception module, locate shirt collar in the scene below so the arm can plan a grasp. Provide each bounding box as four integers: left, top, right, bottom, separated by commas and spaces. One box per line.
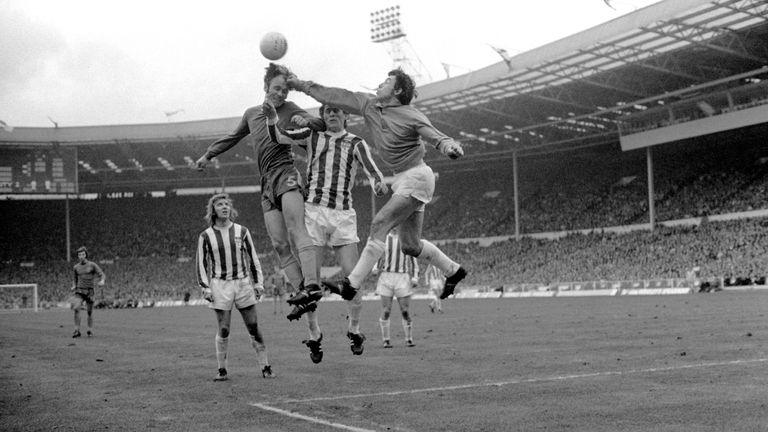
325, 129, 347, 138
375, 100, 403, 109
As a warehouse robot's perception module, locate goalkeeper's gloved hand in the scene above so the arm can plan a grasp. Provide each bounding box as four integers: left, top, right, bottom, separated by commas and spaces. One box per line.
437, 140, 464, 159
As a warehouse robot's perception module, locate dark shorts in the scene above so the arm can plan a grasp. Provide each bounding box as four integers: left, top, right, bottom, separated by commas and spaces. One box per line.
261, 165, 303, 213
71, 291, 94, 308
271, 284, 287, 297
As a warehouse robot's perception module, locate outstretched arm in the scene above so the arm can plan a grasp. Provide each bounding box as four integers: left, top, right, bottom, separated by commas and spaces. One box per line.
192, 112, 251, 170
287, 76, 368, 116
413, 114, 465, 159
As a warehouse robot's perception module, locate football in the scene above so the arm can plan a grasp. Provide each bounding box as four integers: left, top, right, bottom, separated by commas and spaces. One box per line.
260, 32, 288, 61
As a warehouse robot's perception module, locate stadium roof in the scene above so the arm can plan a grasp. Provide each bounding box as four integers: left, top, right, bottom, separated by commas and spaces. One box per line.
1, 0, 767, 194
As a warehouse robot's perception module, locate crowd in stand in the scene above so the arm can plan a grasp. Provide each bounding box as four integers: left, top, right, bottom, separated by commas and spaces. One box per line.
437, 217, 768, 287
1, 126, 766, 307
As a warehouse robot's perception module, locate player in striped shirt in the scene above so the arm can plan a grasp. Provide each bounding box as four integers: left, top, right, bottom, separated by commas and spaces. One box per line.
70, 246, 105, 338
289, 68, 468, 302
424, 264, 444, 313
264, 102, 388, 360
374, 228, 419, 348
193, 63, 324, 324
196, 193, 272, 380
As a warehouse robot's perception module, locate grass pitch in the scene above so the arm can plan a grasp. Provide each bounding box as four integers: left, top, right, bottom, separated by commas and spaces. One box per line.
1, 292, 767, 431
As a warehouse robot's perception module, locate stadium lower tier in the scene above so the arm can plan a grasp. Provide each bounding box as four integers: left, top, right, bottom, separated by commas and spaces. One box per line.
1, 216, 765, 307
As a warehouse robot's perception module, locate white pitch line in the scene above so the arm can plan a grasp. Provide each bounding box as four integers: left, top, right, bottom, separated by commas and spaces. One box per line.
249, 402, 380, 432
276, 357, 768, 403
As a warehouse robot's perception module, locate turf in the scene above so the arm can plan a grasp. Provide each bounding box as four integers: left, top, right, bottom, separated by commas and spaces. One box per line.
1, 292, 767, 431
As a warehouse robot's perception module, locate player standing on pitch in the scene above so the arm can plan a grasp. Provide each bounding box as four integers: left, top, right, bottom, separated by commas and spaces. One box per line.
264, 102, 388, 361
70, 246, 105, 338
196, 193, 272, 381
193, 63, 324, 322
268, 264, 289, 315
287, 68, 468, 301
373, 227, 419, 348
425, 263, 444, 313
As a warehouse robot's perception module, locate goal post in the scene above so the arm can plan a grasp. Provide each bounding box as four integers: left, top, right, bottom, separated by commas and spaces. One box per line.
0, 284, 39, 312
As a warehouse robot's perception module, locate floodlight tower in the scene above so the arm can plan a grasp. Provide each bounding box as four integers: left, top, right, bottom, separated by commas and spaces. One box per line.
370, 5, 432, 84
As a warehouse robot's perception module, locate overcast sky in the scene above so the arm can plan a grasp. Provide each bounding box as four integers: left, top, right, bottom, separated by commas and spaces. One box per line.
1, 0, 661, 128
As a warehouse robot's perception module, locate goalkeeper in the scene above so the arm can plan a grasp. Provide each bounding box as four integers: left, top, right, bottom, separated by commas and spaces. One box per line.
288, 68, 468, 303
196, 193, 273, 381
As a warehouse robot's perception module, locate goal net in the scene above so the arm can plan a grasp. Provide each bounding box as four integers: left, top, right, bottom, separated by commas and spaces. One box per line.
0, 284, 39, 312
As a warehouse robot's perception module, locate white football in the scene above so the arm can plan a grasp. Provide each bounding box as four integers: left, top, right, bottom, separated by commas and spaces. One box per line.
260, 32, 288, 61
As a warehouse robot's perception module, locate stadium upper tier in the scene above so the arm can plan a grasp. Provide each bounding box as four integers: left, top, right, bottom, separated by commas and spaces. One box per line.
0, 0, 767, 194
2, 123, 766, 263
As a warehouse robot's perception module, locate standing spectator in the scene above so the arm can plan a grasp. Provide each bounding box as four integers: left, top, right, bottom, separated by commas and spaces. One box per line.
196, 193, 272, 381
70, 246, 105, 338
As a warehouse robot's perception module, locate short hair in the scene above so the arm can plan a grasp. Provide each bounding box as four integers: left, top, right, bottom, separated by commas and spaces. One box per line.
76, 246, 88, 258
319, 104, 348, 128
204, 193, 238, 226
388, 68, 416, 105
264, 63, 292, 90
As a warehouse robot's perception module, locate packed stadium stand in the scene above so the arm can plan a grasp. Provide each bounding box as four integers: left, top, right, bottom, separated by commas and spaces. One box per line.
1, 0, 767, 308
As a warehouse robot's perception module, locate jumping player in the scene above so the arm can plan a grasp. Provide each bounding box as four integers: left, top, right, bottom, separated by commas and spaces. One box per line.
288, 68, 468, 302
193, 63, 324, 323
264, 102, 388, 360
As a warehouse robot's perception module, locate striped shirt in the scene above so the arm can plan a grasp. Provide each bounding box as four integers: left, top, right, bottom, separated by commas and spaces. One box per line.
269, 126, 384, 210
196, 222, 263, 289
375, 232, 419, 278
425, 264, 444, 285
305, 84, 458, 173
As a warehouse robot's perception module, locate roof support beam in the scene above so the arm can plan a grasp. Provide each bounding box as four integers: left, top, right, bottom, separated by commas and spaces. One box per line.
649, 20, 768, 65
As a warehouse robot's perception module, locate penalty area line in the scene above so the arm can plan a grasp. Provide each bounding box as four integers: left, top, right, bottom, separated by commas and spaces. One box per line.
248, 402, 380, 432
275, 357, 768, 404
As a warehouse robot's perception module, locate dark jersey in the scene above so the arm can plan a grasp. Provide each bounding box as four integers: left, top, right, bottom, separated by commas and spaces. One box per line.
203, 101, 324, 176
73, 260, 105, 296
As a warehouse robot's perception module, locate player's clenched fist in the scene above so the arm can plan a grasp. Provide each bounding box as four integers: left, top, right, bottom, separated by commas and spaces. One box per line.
202, 287, 213, 303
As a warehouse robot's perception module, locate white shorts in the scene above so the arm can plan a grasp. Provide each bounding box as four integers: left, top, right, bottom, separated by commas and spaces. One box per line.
305, 203, 359, 247
428, 280, 443, 294
391, 163, 434, 212
376, 272, 414, 298
209, 277, 257, 310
